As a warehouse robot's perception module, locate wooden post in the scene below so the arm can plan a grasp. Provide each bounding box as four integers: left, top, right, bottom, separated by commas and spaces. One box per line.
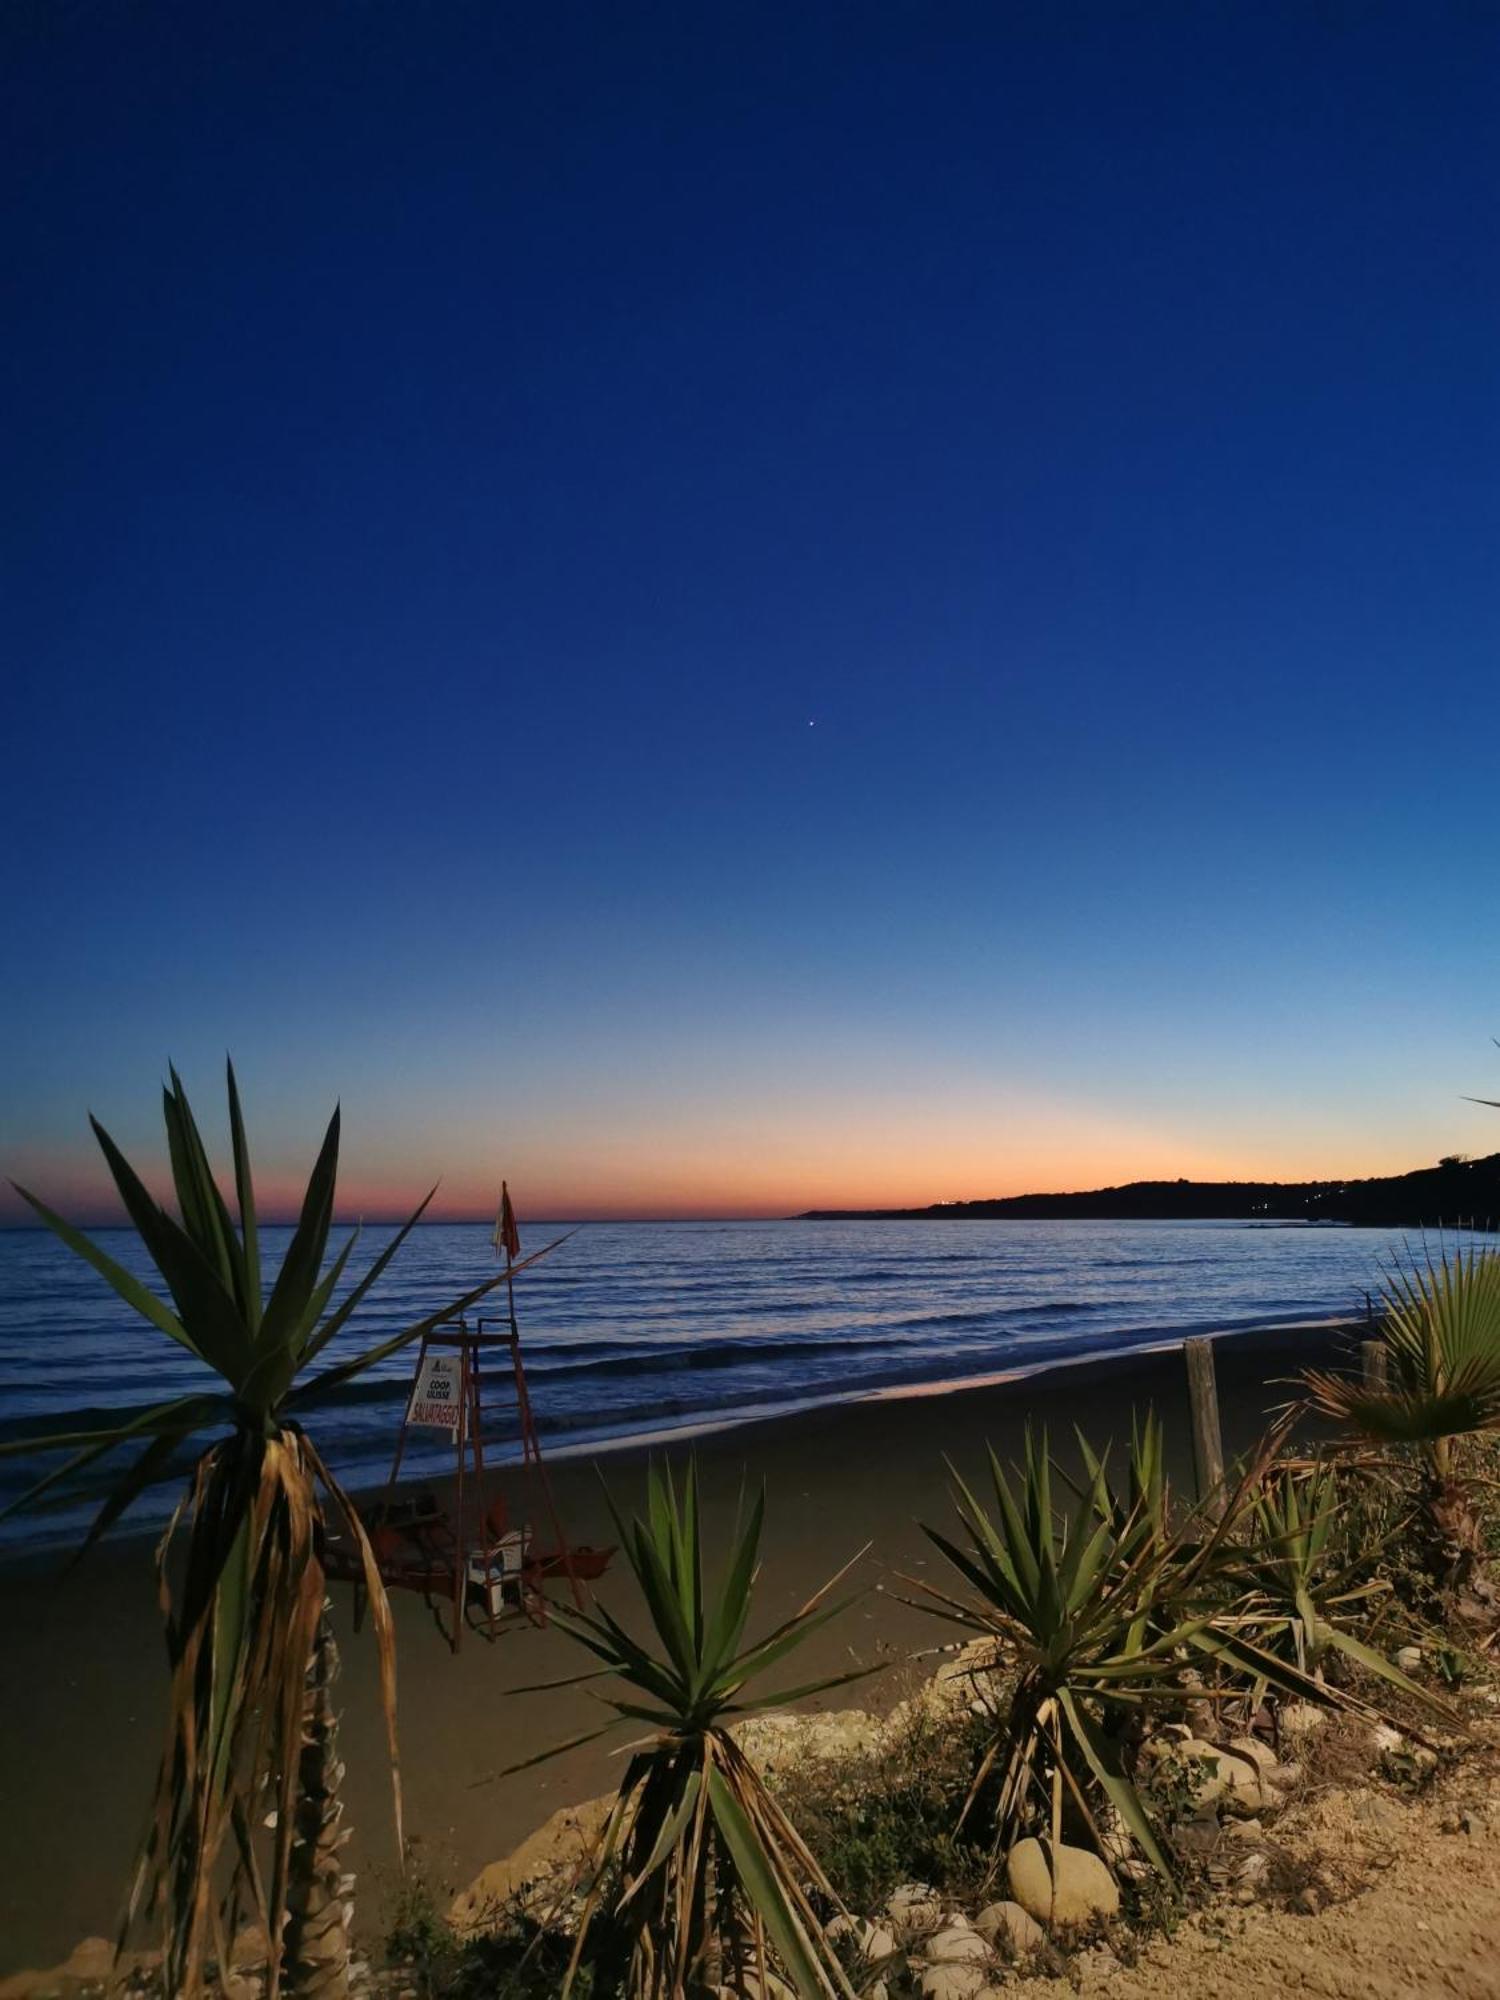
1184, 1337, 1226, 1516
1361, 1340, 1389, 1394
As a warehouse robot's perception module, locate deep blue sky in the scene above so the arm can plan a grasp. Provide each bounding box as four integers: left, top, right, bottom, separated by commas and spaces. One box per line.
4, 2, 1498, 1218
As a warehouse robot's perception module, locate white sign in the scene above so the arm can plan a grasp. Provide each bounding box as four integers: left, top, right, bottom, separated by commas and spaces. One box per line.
407, 1352, 462, 1436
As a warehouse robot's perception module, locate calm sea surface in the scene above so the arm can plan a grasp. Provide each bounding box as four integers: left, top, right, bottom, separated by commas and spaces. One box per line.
0, 1218, 1427, 1550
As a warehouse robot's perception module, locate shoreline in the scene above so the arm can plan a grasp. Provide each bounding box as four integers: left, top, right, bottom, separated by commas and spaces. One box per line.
0, 1314, 1358, 1970
0, 1308, 1358, 1567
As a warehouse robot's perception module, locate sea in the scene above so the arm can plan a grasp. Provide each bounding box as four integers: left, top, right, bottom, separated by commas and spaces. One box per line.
0, 1217, 1435, 1552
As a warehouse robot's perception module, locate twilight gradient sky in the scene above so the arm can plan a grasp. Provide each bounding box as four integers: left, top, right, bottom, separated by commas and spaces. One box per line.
3, 3, 1499, 1223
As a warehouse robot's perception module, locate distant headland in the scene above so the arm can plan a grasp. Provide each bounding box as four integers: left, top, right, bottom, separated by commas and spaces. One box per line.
796, 1152, 1500, 1228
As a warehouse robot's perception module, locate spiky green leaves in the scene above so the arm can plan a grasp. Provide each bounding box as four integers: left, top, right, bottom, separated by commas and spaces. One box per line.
909, 1424, 1419, 1887
1, 1062, 549, 1535
1229, 1462, 1421, 1693
502, 1460, 873, 1999
3, 1063, 564, 2000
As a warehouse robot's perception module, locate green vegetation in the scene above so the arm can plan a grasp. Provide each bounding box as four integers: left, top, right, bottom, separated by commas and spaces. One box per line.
1230, 1461, 1421, 1690
1303, 1241, 1500, 1610
2, 1066, 522, 2000
405, 1407, 1478, 1994
502, 1459, 877, 1998
906, 1426, 1351, 1882
766, 1705, 994, 1918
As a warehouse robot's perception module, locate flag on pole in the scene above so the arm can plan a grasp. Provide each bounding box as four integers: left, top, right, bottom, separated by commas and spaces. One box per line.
494, 1180, 521, 1261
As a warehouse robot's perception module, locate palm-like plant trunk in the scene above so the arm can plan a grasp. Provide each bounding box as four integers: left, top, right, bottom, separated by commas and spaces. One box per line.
280, 1610, 353, 1998
1423, 1445, 1495, 1622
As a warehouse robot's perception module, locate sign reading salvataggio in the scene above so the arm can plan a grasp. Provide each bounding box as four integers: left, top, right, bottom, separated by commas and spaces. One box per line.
406, 1352, 462, 1436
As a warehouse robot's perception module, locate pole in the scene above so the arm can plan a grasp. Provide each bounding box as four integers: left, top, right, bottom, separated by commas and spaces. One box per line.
505, 1244, 585, 1610
452, 1337, 468, 1654
1184, 1337, 1226, 1518
1361, 1339, 1390, 1394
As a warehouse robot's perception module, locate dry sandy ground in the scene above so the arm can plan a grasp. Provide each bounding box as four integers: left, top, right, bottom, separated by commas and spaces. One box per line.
1010, 1748, 1500, 2000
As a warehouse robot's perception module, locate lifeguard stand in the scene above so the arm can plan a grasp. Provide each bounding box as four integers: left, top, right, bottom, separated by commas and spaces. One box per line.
379, 1207, 586, 1648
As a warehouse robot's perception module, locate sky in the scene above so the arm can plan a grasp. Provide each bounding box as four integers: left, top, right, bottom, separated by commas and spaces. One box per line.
3, 2, 1499, 1222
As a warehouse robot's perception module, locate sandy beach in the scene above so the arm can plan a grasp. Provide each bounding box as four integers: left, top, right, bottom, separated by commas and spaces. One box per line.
0, 1318, 1352, 1972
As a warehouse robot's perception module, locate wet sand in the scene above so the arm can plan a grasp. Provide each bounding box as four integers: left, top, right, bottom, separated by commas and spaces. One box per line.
0, 1318, 1353, 1970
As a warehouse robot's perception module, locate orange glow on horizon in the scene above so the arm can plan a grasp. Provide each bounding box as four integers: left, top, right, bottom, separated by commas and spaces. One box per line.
3, 1115, 1479, 1229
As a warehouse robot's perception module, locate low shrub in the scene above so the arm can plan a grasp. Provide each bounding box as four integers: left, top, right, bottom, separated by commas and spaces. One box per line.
766, 1706, 995, 1917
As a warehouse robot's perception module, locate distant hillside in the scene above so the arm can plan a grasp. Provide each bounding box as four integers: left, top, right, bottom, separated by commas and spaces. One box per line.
798, 1154, 1500, 1228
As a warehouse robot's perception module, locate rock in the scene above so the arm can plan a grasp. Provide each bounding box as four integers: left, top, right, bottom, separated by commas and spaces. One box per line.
62, 1943, 114, 1986
922, 1925, 990, 1966
1098, 1815, 1134, 1865
975, 1899, 1045, 1954
228, 1926, 271, 1971
1176, 1814, 1222, 1856
1158, 1737, 1254, 1807
1076, 1946, 1120, 1983
917, 1967, 988, 2000
860, 1921, 898, 1963
1007, 1838, 1120, 1926
1150, 1737, 1225, 1801
1228, 1735, 1278, 1774
884, 1883, 945, 1941
1227, 1817, 1264, 1841
1395, 1645, 1423, 1674
1370, 1723, 1404, 1755
1279, 1702, 1328, 1739
0, 1940, 128, 2000
449, 1793, 612, 1933
1219, 1750, 1277, 1815
733, 1706, 881, 1772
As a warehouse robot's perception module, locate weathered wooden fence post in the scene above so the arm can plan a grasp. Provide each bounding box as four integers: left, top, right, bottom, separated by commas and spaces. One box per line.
1361, 1339, 1389, 1394
1184, 1336, 1226, 1517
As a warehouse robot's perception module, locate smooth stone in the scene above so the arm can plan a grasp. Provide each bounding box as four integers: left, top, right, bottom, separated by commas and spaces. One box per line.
1228, 1734, 1278, 1774
1279, 1702, 1328, 1739
1007, 1838, 1121, 1925
1162, 1738, 1230, 1804
884, 1883, 945, 1940
975, 1899, 1045, 1953
922, 1926, 990, 1965
860, 1922, 898, 1962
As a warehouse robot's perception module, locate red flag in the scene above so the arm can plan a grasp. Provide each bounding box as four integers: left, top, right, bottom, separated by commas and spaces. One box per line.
494, 1181, 521, 1262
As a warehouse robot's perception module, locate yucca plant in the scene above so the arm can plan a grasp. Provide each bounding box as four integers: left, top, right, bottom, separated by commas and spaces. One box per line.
907, 1427, 1342, 1883
3, 1064, 532, 1999
501, 1460, 875, 1998
1303, 1242, 1500, 1606
1228, 1461, 1421, 1691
